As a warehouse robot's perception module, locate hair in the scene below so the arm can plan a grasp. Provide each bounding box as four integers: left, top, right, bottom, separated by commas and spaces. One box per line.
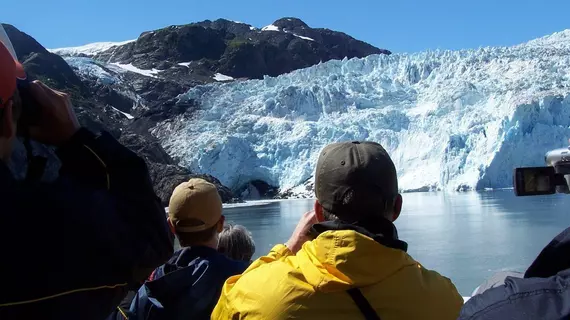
176, 223, 218, 248
322, 207, 340, 221
218, 224, 256, 262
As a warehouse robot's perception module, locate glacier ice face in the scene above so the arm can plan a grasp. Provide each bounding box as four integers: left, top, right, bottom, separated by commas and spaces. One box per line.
149, 30, 570, 192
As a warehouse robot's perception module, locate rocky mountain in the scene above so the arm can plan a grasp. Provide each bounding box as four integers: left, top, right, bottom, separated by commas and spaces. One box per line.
4, 17, 389, 200
3, 24, 236, 204
56, 17, 389, 81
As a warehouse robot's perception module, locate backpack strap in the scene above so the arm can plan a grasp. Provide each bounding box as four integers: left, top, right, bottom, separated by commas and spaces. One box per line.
347, 288, 381, 320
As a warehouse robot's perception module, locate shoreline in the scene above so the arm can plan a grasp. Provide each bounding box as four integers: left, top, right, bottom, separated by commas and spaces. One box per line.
221, 188, 516, 210
164, 188, 516, 212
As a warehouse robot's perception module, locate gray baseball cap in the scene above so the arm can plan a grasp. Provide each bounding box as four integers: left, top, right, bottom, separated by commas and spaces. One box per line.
315, 141, 398, 221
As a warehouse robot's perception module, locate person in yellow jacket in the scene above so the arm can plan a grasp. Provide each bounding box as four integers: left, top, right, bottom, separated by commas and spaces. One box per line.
212, 141, 463, 320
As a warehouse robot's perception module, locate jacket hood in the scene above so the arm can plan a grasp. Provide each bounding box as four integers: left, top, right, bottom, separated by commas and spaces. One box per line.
146, 247, 218, 299
296, 227, 417, 292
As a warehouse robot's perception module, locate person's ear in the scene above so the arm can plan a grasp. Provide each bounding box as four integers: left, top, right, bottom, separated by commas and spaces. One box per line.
390, 194, 403, 222
167, 217, 176, 235
314, 200, 325, 222
1, 100, 15, 139
217, 215, 225, 233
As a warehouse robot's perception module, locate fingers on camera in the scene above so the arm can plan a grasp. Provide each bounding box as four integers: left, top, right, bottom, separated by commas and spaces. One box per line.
31, 80, 70, 101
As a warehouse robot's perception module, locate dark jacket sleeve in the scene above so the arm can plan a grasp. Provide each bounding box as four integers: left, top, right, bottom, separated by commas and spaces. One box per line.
55, 128, 174, 275
525, 227, 570, 278
0, 128, 173, 318
459, 269, 570, 320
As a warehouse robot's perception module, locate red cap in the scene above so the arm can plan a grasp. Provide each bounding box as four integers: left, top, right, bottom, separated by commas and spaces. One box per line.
0, 27, 26, 107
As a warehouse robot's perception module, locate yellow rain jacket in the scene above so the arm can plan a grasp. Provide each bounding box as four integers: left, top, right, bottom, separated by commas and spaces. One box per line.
212, 229, 463, 320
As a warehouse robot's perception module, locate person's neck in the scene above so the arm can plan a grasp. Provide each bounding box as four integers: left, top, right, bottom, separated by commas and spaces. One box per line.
310, 217, 408, 252
184, 237, 219, 250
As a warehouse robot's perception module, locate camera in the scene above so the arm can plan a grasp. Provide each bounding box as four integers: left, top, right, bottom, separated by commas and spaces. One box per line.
513, 146, 570, 196
16, 78, 42, 135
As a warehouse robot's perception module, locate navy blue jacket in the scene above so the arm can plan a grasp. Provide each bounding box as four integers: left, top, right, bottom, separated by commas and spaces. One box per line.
111, 246, 248, 320
460, 227, 570, 320
0, 128, 174, 319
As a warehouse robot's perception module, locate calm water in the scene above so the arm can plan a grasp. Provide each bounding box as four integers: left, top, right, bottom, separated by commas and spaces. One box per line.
223, 191, 570, 296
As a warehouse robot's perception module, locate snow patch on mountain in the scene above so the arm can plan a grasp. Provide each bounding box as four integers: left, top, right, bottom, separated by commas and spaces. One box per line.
150, 30, 570, 193
213, 73, 234, 81
110, 106, 134, 119
49, 40, 135, 57
260, 24, 314, 41
292, 34, 314, 41
261, 24, 280, 32
110, 63, 161, 78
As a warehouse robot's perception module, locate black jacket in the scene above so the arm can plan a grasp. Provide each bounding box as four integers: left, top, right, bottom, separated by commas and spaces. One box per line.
460, 227, 570, 320
0, 128, 174, 319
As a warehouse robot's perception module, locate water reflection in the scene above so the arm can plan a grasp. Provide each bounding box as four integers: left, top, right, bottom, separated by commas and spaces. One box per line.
223, 191, 570, 295
223, 199, 314, 254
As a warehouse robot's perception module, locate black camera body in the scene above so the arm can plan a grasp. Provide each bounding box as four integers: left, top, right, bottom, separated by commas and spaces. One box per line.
513, 146, 570, 196
16, 78, 48, 183
16, 78, 42, 134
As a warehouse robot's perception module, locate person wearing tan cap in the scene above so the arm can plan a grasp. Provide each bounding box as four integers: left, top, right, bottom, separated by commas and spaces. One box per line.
167, 178, 228, 247
114, 178, 248, 320
213, 141, 463, 320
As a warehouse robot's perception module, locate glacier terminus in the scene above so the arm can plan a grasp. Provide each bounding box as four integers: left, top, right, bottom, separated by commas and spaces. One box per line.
67, 30, 570, 196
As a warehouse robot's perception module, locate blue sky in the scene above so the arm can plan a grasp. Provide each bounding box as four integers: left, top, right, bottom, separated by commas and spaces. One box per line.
2, 0, 569, 53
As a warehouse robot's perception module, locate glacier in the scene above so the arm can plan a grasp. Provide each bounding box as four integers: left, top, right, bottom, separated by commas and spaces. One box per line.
64, 57, 121, 85
148, 30, 570, 193
49, 40, 135, 57
64, 57, 147, 112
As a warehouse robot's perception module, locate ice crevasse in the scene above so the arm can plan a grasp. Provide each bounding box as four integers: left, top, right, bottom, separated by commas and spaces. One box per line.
151, 30, 570, 194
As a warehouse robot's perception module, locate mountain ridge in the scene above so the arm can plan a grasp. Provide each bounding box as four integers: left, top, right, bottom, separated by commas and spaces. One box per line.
52, 18, 389, 82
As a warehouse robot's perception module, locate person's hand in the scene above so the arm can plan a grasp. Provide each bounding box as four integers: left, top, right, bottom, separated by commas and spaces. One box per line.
27, 81, 80, 146
285, 210, 318, 254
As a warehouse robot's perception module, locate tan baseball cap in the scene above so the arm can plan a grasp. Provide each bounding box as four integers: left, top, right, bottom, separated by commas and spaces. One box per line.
168, 178, 222, 233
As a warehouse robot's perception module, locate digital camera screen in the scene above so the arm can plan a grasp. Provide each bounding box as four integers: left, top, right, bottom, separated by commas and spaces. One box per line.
514, 166, 557, 196
523, 170, 551, 192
